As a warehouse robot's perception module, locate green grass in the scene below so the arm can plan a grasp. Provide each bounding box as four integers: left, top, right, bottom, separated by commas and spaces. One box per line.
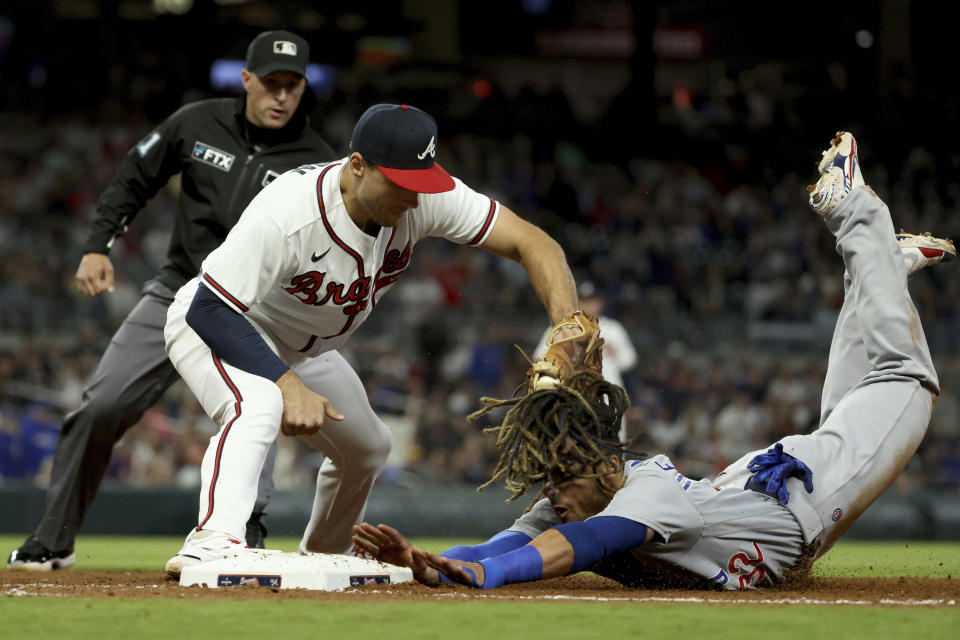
1, 599, 957, 640
811, 540, 960, 578
2, 536, 958, 639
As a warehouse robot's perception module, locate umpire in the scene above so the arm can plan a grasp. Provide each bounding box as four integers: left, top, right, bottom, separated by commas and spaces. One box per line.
8, 30, 336, 570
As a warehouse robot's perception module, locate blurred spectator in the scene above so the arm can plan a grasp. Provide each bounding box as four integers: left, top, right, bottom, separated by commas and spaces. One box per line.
2, 42, 959, 497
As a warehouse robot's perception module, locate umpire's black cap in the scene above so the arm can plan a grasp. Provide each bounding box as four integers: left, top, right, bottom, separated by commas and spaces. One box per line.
246, 30, 309, 77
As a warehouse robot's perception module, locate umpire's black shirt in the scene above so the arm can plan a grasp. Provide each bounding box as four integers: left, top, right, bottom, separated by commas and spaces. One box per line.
82, 96, 336, 292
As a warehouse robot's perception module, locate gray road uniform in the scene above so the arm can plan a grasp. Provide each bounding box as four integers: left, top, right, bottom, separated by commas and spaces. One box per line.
32, 97, 335, 553
510, 186, 937, 589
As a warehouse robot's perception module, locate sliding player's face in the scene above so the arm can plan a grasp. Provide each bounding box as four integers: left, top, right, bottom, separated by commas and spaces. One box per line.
542, 459, 620, 523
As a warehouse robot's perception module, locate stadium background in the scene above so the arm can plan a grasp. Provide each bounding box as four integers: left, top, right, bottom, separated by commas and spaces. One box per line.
0, 0, 958, 538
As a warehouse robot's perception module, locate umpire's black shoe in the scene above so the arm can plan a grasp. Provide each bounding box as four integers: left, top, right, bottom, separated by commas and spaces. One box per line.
7, 535, 75, 571
245, 512, 269, 549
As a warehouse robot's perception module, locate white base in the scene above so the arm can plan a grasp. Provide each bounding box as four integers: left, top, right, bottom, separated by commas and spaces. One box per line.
178, 550, 414, 590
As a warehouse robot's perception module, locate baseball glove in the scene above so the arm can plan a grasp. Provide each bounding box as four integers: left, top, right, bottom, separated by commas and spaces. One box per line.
526, 310, 603, 392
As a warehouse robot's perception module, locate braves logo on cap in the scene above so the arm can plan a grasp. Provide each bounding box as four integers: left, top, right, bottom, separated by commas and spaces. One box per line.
273, 41, 298, 56
417, 136, 437, 160
350, 104, 455, 194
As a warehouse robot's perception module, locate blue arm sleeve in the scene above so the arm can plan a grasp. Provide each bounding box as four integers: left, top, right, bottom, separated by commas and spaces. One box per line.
554, 516, 649, 573
467, 517, 648, 590
186, 283, 289, 382
441, 530, 532, 562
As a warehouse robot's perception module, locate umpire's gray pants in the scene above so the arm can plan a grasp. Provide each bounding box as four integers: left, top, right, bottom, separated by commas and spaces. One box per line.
34, 278, 277, 551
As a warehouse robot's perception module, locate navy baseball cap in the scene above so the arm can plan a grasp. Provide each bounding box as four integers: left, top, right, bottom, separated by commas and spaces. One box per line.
350, 104, 455, 194
246, 30, 309, 77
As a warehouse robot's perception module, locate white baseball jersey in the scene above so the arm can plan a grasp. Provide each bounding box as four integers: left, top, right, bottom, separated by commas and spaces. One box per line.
164, 159, 501, 549
508, 454, 805, 590
194, 160, 499, 364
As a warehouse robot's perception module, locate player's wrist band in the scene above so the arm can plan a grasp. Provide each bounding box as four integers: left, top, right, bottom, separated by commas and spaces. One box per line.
479, 546, 543, 589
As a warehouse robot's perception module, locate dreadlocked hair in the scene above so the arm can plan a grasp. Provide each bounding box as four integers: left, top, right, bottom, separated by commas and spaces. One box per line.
469, 370, 629, 508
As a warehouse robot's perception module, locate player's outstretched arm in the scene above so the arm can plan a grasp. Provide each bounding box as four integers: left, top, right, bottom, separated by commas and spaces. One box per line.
478, 205, 578, 324
75, 252, 115, 296
417, 529, 572, 589
418, 517, 653, 589
351, 523, 440, 586
440, 529, 532, 561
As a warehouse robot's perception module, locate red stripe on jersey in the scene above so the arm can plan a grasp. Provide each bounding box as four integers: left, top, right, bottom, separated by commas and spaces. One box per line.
316, 163, 365, 276
371, 227, 399, 309
298, 335, 317, 353
469, 198, 498, 246
321, 309, 360, 339
202, 273, 249, 312
198, 353, 243, 530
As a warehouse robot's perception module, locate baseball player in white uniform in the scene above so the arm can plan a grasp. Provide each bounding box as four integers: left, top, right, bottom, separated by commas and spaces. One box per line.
352, 131, 955, 590
163, 104, 582, 577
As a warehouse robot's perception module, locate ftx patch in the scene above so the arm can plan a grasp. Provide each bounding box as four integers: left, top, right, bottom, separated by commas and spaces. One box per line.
193, 141, 236, 172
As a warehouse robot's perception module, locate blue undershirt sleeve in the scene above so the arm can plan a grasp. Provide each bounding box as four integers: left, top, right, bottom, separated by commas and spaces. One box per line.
441, 530, 532, 562
554, 516, 649, 573
465, 516, 649, 590
186, 283, 289, 382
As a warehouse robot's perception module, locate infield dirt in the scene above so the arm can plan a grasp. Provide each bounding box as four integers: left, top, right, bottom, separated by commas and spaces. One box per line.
3, 571, 957, 605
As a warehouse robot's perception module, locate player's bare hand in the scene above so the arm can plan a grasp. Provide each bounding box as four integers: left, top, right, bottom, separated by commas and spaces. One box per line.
416, 549, 486, 588
75, 253, 115, 297
275, 370, 344, 436
351, 523, 440, 586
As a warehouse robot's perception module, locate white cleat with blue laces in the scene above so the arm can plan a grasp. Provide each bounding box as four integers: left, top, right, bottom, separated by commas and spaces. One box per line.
808, 131, 865, 216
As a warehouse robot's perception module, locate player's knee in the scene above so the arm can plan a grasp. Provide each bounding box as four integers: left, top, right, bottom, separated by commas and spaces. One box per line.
81, 392, 138, 431
249, 384, 285, 434
357, 423, 392, 474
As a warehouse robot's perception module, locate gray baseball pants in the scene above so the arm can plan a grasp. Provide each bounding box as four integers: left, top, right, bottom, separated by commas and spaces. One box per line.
33, 278, 277, 552
714, 187, 938, 556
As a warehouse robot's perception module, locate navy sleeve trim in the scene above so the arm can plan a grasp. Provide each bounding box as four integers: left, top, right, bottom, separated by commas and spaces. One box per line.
186, 283, 289, 382
468, 198, 498, 246
201, 273, 249, 312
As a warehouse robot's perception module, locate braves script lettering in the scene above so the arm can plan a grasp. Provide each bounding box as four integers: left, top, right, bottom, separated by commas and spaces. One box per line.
283, 271, 371, 308
373, 243, 411, 300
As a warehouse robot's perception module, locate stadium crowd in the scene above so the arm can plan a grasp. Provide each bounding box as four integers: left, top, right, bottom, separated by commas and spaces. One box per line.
2, 59, 959, 498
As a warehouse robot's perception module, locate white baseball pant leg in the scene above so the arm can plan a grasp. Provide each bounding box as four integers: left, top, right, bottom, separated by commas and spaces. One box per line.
293, 352, 392, 553
165, 299, 283, 543
715, 187, 938, 555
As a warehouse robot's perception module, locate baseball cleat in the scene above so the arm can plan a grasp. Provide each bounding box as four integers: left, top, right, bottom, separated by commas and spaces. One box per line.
897, 231, 956, 275
808, 131, 865, 216
164, 528, 250, 579
245, 510, 268, 549
6, 536, 75, 571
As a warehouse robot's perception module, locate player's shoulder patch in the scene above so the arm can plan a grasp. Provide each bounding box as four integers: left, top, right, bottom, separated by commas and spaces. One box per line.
136, 131, 162, 157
